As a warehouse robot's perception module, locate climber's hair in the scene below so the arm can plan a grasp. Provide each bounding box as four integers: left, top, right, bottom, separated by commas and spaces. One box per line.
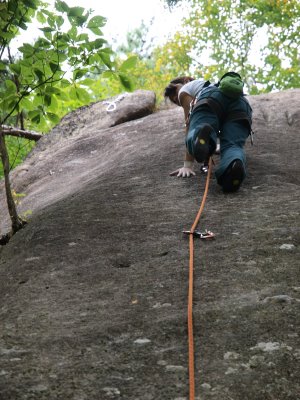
164, 76, 195, 104
170, 76, 195, 85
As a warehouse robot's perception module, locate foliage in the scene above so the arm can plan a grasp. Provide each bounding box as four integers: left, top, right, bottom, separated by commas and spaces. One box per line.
0, 0, 134, 129
0, 0, 137, 177
1, 135, 34, 172
111, 21, 194, 104
163, 0, 300, 93
128, 34, 195, 104
112, 0, 299, 105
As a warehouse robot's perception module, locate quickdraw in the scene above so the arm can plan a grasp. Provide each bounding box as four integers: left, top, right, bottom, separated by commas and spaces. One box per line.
103, 93, 128, 113
183, 229, 215, 239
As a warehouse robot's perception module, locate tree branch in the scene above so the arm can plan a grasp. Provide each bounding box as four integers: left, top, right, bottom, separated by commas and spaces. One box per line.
0, 125, 42, 141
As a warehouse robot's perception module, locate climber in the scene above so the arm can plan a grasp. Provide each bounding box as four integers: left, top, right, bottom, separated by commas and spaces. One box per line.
164, 72, 253, 193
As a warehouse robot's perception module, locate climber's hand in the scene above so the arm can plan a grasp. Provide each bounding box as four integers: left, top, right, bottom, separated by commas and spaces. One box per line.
170, 166, 195, 178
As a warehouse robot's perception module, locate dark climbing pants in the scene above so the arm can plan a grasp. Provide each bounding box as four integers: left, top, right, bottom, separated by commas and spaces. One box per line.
186, 87, 252, 184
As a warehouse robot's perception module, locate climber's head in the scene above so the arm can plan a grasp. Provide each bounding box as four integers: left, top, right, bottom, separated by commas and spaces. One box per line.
164, 76, 194, 106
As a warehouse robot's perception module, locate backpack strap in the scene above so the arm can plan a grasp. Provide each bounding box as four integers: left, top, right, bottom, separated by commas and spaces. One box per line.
185, 80, 212, 126
225, 111, 251, 127
192, 97, 225, 121
202, 80, 211, 89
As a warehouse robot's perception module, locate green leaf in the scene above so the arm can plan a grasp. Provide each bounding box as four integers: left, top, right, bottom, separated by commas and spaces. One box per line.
67, 26, 77, 40
18, 43, 34, 57
77, 33, 89, 42
23, 0, 38, 9
55, 89, 69, 101
49, 62, 59, 74
88, 53, 101, 64
45, 86, 62, 95
75, 87, 90, 103
60, 79, 71, 88
20, 97, 35, 111
19, 21, 28, 30
0, 62, 7, 71
55, 1, 70, 13
80, 78, 95, 87
47, 94, 58, 112
35, 37, 51, 48
46, 13, 57, 28
39, 27, 55, 32
0, 32, 14, 41
99, 52, 113, 68
20, 68, 34, 83
34, 68, 44, 81
46, 112, 60, 124
56, 36, 69, 50
32, 95, 43, 107
20, 58, 32, 68
77, 15, 89, 26
68, 6, 85, 17
87, 15, 106, 35
118, 73, 134, 91
43, 31, 52, 41
28, 110, 41, 123
40, 8, 54, 18
101, 70, 116, 80
87, 26, 103, 36
73, 69, 88, 80
7, 98, 19, 114
87, 15, 107, 29
44, 94, 52, 106
32, 114, 41, 124
119, 56, 138, 72
5, 80, 17, 95
37, 11, 47, 24
69, 86, 77, 100
92, 38, 106, 49
9, 64, 21, 75
56, 15, 64, 28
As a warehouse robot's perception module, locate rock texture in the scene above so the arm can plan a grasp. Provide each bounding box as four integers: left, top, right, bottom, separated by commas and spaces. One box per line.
0, 89, 299, 400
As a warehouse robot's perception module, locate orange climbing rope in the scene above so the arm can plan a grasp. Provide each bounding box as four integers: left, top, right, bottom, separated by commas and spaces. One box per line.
187, 157, 213, 400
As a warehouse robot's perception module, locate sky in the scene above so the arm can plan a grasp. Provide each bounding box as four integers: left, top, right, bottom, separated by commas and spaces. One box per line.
77, 0, 185, 44
12, 0, 186, 52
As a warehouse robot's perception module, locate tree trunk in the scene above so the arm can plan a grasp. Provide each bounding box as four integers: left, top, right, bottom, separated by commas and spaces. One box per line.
0, 130, 26, 236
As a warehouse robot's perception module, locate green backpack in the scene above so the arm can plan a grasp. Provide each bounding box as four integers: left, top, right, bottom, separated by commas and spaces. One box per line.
219, 72, 244, 98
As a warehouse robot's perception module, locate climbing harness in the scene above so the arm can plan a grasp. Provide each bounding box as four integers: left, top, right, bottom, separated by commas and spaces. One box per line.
190, 90, 254, 144
185, 157, 213, 400
103, 92, 128, 112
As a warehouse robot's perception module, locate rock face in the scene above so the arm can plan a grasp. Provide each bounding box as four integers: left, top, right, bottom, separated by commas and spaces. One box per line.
0, 89, 299, 400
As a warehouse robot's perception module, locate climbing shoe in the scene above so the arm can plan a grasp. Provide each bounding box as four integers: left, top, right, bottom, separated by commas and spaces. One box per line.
193, 124, 214, 163
219, 159, 244, 193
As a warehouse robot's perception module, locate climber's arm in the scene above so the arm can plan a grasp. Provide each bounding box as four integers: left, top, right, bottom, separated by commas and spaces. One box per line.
170, 93, 195, 177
